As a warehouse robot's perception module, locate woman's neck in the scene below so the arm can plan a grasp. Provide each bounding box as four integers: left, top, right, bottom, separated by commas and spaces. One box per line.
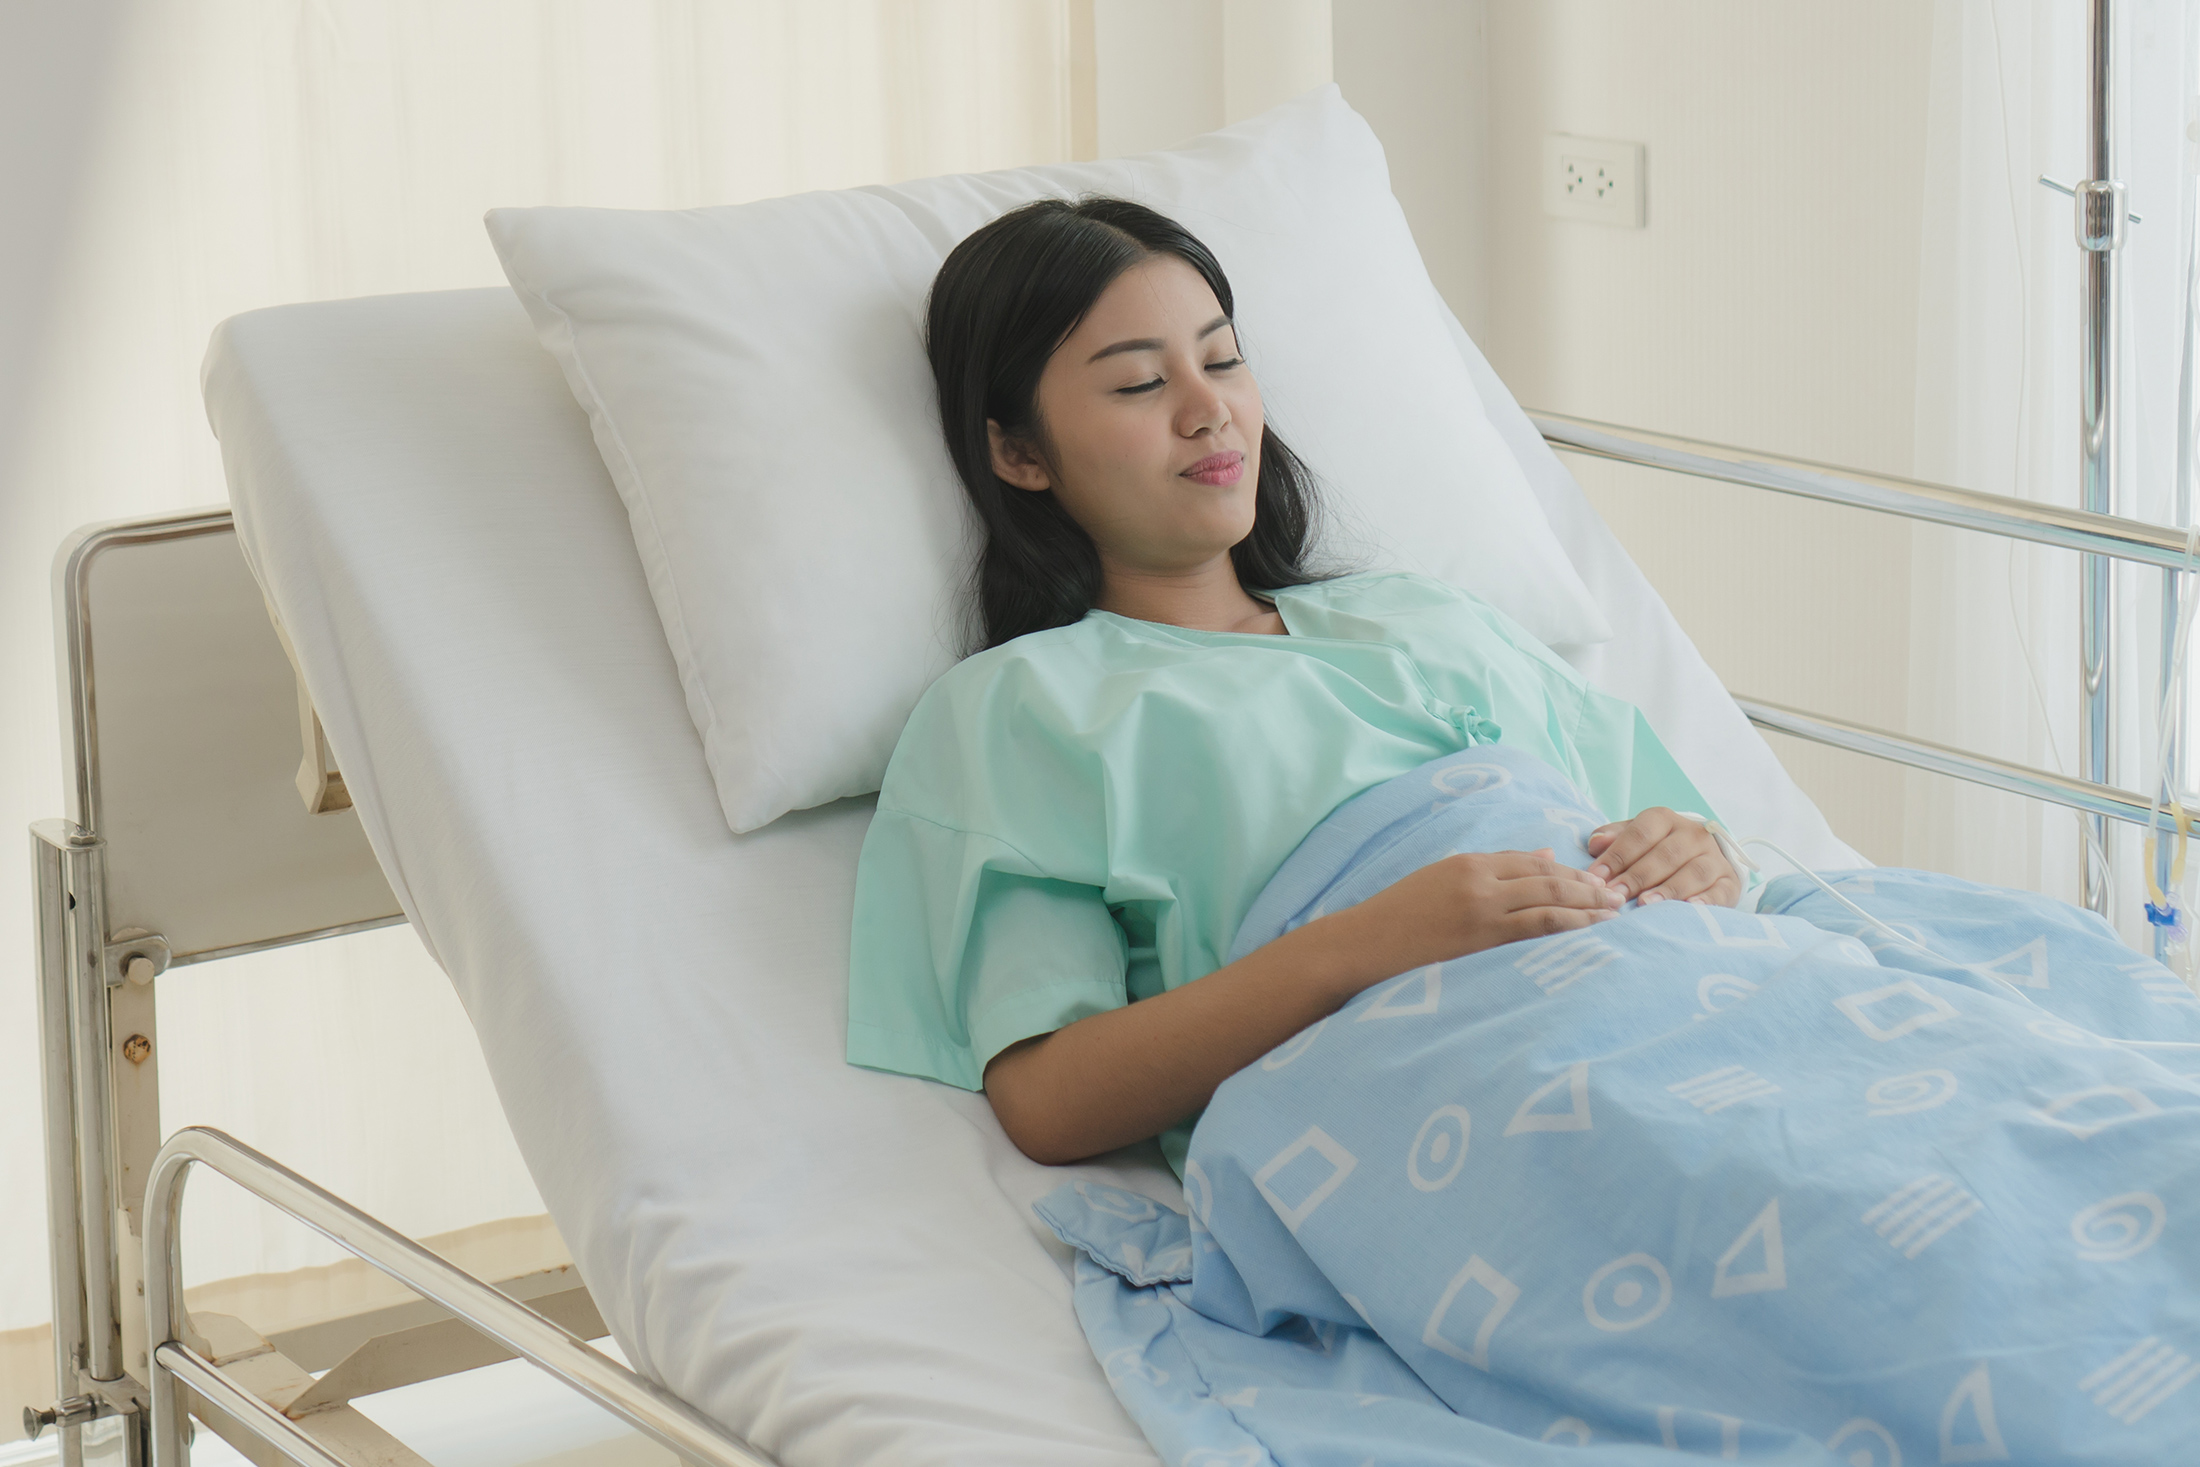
1095, 558, 1286, 634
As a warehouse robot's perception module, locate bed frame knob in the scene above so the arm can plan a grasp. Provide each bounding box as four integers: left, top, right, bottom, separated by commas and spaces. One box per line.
22, 1395, 98, 1439
105, 928, 170, 987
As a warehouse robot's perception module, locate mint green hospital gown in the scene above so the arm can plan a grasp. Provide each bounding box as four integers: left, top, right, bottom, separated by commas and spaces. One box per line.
845, 571, 1720, 1174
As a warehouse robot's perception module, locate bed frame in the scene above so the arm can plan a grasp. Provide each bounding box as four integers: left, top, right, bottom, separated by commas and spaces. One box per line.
21, 416, 2180, 1466
21, 6, 2170, 1459
25, 517, 772, 1466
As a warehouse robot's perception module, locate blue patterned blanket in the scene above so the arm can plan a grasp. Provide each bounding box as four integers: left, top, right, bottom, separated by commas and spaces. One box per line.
1037, 744, 2200, 1465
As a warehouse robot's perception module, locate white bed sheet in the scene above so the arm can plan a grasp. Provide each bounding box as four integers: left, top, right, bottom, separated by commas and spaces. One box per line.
204, 285, 1858, 1467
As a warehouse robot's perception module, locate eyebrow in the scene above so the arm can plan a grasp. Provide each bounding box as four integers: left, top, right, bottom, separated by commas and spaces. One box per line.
1085, 314, 1234, 364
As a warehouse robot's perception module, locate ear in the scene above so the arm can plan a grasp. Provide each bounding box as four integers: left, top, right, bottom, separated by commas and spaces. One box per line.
987, 419, 1052, 493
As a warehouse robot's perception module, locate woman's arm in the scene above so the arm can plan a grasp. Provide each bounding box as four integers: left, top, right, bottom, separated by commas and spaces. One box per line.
982, 850, 1622, 1165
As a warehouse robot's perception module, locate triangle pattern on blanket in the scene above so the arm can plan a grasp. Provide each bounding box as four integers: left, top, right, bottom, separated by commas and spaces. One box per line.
1504, 1062, 1592, 1135
1967, 935, 2049, 989
1358, 965, 1441, 1020
1940, 1363, 2011, 1463
1710, 1197, 1787, 1298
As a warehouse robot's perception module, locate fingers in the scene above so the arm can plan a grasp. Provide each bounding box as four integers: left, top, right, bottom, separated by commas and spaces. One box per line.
1640, 852, 1742, 907
1503, 904, 1617, 941
1505, 872, 1624, 913
1613, 838, 1695, 903
1465, 851, 1620, 907
1586, 808, 1678, 888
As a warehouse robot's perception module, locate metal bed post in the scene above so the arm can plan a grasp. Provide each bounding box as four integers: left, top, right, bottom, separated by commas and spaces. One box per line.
31, 826, 92, 1466
2078, 0, 2125, 916
62, 830, 124, 1394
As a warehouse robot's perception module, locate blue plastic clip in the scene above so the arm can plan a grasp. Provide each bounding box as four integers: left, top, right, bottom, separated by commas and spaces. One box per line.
2146, 899, 2187, 941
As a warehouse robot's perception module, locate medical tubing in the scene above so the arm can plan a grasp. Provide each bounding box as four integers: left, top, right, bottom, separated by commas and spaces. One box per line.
1735, 840, 1940, 960
1734, 839, 2049, 1011
2143, 513, 2200, 925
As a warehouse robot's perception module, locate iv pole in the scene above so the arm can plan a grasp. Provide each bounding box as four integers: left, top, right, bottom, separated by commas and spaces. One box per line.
2154, 88, 2199, 961
2078, 0, 2124, 918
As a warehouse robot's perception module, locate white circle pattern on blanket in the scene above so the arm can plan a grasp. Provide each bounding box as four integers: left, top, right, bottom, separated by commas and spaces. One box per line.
1407, 1105, 1472, 1192
1865, 1070, 1959, 1118
1541, 1417, 1595, 1445
2070, 1193, 2167, 1262
1825, 1417, 1901, 1467
1430, 761, 1512, 798
1696, 973, 1760, 1015
1582, 1253, 1672, 1332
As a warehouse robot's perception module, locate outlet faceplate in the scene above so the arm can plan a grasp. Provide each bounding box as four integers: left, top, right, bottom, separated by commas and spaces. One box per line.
1542, 134, 1645, 227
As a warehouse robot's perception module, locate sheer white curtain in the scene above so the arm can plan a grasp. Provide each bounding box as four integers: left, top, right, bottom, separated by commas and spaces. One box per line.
1908, 0, 2198, 944
0, 0, 1071, 1385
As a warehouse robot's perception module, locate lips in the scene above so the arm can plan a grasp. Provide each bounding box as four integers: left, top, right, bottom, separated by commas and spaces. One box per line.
1180, 450, 1245, 486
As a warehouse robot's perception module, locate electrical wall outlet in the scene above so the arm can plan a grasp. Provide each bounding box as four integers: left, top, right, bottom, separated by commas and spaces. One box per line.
1542, 134, 1645, 227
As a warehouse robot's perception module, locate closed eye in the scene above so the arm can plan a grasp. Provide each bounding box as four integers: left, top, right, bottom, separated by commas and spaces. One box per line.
1117, 357, 1242, 396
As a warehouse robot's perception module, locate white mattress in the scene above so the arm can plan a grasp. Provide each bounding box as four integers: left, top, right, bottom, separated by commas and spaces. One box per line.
204, 286, 1857, 1467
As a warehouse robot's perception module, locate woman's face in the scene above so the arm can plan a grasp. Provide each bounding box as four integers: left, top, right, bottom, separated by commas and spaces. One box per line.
989, 255, 1265, 577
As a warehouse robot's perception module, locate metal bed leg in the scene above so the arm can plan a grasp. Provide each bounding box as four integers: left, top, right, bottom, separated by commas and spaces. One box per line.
62, 830, 123, 1386
32, 826, 90, 1467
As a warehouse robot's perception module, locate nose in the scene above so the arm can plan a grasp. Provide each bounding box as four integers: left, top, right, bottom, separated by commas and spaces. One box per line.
1176, 376, 1230, 437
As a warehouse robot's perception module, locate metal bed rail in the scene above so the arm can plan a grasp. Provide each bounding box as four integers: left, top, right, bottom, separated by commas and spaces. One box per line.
1533, 412, 2189, 571
1736, 698, 2153, 829
143, 1127, 776, 1467
1531, 413, 2184, 835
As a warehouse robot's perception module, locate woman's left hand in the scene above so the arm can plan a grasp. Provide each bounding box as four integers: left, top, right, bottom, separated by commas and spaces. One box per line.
1586, 808, 1741, 907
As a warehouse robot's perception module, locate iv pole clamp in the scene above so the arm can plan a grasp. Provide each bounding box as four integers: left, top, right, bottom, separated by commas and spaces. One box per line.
2074, 0, 2123, 919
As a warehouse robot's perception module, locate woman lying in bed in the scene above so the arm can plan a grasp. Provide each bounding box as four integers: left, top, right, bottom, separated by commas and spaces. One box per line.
845, 196, 1746, 1175
847, 197, 2200, 1464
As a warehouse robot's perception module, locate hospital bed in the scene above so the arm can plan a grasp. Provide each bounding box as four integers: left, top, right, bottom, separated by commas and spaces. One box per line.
25, 73, 2180, 1467
23, 294, 2182, 1467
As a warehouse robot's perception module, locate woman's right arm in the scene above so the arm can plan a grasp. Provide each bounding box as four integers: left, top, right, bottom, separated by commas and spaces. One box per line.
982, 851, 1622, 1166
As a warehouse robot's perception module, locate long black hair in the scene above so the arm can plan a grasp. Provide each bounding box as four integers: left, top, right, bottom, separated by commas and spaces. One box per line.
926, 196, 1333, 651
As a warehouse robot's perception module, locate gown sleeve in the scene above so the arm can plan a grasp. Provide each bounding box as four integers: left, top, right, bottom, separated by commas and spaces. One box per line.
845, 796, 1129, 1092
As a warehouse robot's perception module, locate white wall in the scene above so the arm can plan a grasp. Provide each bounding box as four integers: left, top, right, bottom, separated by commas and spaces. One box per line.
1331, 0, 1491, 339
1338, 0, 1938, 864
1091, 0, 1331, 156
0, 0, 126, 469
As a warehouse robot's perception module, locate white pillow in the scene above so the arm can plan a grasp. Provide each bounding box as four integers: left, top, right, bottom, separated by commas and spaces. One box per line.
487, 85, 1612, 835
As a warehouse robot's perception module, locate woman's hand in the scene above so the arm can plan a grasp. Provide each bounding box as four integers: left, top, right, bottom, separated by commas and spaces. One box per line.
1586, 808, 1741, 907
1344, 848, 1623, 978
